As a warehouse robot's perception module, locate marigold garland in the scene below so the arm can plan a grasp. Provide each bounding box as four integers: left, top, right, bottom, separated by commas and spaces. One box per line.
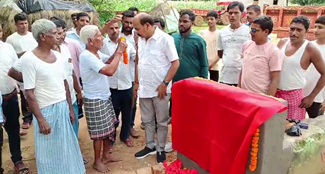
120, 37, 128, 64
249, 128, 260, 171
163, 159, 199, 174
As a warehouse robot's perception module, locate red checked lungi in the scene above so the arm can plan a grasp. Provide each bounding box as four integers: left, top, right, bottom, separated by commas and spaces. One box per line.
276, 89, 305, 120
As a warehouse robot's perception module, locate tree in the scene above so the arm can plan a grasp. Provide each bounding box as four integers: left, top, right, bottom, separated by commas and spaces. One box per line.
290, 0, 324, 5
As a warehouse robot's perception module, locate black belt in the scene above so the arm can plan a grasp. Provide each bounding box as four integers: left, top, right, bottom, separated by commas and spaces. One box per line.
2, 89, 17, 100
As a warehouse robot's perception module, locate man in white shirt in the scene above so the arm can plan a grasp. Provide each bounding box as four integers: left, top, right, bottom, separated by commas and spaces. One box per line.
217, 1, 251, 86
0, 90, 3, 174
133, 13, 180, 163
22, 19, 85, 174
277, 16, 325, 120
200, 10, 220, 82
6, 13, 37, 130
51, 18, 83, 137
303, 16, 325, 118
119, 10, 140, 138
79, 24, 126, 173
100, 21, 136, 147
0, 24, 30, 174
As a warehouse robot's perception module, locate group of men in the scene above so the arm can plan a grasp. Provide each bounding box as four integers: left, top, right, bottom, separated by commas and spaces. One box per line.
0, 1, 325, 174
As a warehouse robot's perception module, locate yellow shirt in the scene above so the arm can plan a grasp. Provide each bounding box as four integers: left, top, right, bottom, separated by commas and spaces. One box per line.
199, 29, 222, 71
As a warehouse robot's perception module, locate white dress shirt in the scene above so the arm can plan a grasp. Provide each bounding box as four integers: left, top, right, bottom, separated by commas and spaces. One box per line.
60, 44, 77, 104
137, 28, 179, 98
100, 37, 136, 90
0, 41, 18, 95
120, 28, 136, 81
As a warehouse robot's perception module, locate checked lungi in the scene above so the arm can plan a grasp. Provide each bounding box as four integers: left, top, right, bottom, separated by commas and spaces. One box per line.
276, 89, 306, 120
83, 98, 116, 141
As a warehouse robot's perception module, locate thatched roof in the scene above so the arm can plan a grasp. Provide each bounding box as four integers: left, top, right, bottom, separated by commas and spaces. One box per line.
149, 2, 179, 34
0, 0, 100, 40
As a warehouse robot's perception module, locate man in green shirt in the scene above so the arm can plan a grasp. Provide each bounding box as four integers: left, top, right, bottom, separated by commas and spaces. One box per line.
170, 10, 209, 117
172, 10, 209, 82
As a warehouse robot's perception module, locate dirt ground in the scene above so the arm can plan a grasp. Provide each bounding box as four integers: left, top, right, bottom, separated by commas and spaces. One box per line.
1, 103, 176, 174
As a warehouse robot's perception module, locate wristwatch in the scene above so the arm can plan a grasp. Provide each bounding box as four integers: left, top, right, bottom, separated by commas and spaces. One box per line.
162, 80, 170, 86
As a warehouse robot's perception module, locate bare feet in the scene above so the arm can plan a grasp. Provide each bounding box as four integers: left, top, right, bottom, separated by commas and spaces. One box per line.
130, 127, 139, 138
21, 122, 31, 129
102, 154, 123, 164
93, 161, 109, 173
19, 129, 27, 136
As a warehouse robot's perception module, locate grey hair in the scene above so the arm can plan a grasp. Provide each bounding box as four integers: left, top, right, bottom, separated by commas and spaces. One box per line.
31, 19, 56, 41
80, 25, 99, 45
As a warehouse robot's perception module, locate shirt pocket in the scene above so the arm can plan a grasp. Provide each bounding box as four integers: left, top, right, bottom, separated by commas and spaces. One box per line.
148, 50, 165, 67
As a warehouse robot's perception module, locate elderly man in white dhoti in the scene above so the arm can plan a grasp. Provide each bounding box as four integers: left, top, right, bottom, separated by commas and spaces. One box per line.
79, 24, 127, 173
21, 19, 85, 174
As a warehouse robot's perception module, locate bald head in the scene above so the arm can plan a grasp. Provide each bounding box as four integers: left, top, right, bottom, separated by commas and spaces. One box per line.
133, 13, 156, 39
134, 13, 154, 26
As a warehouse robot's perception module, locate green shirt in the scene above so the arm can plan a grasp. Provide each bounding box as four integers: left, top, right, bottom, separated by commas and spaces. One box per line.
172, 32, 209, 82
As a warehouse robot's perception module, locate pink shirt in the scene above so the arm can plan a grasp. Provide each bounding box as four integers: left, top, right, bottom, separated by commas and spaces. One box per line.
241, 40, 283, 94
63, 37, 82, 86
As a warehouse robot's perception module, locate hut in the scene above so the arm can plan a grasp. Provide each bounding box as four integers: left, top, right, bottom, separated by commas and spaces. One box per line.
149, 1, 179, 34
0, 0, 100, 40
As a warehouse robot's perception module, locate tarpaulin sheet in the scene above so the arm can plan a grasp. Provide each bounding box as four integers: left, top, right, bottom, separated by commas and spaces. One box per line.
171, 78, 287, 174
17, 0, 95, 14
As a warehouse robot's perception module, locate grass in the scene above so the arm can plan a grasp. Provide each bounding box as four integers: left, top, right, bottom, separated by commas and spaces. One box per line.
192, 23, 226, 33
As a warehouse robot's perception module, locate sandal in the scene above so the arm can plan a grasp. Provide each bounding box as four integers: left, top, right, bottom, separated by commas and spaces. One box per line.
123, 139, 134, 147
14, 161, 30, 174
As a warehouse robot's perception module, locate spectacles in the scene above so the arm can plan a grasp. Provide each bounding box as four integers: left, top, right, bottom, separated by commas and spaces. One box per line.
250, 28, 260, 33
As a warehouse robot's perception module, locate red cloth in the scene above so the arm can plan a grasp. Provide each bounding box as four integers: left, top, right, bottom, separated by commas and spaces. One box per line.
171, 78, 287, 174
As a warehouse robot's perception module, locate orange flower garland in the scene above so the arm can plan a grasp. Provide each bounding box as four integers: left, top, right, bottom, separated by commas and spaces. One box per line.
249, 128, 260, 171
120, 37, 128, 64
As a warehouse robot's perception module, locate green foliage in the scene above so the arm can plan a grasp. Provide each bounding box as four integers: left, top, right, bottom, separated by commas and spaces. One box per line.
89, 0, 160, 24
168, 1, 217, 10
289, 0, 324, 5
88, 0, 218, 25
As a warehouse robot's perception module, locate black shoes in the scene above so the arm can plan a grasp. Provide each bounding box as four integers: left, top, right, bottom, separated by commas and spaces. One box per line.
135, 147, 166, 163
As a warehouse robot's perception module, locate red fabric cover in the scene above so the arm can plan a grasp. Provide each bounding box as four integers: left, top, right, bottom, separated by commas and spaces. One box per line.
171, 78, 287, 174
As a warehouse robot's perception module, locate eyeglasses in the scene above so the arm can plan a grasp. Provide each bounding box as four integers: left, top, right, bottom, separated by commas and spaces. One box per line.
250, 28, 260, 33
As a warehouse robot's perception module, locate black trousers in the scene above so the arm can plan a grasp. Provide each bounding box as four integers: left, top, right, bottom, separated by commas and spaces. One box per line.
209, 70, 219, 82
110, 88, 133, 142
2, 93, 22, 164
19, 92, 32, 124
306, 102, 321, 119
130, 82, 137, 128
